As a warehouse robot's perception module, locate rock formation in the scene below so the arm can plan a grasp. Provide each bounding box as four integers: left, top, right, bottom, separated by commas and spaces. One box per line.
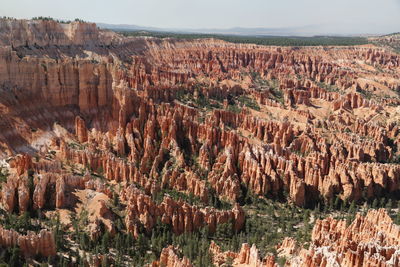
281, 209, 400, 266
149, 246, 193, 267
1, 23, 399, 206
0, 226, 56, 257
0, 18, 399, 265
209, 241, 277, 267
121, 185, 245, 238
75, 116, 89, 143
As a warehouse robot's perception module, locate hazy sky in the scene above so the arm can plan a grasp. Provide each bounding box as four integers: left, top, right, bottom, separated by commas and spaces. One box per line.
1, 0, 400, 34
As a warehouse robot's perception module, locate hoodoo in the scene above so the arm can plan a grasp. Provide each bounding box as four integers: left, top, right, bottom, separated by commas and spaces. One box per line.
0, 16, 399, 266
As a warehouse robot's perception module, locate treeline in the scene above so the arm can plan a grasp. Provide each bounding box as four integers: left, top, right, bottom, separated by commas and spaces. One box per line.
0, 16, 16, 20
119, 30, 369, 46
371, 36, 400, 54
31, 17, 85, 24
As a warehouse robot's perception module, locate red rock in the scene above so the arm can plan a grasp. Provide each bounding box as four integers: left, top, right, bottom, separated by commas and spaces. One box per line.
1, 176, 17, 213
121, 185, 245, 238
0, 226, 56, 257
285, 209, 400, 266
150, 246, 193, 267
10, 154, 32, 176
75, 116, 89, 143
210, 241, 277, 267
33, 173, 51, 209
2, 18, 400, 266
17, 175, 30, 214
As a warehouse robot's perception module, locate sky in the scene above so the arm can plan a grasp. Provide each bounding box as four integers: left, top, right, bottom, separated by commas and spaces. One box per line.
1, 0, 400, 35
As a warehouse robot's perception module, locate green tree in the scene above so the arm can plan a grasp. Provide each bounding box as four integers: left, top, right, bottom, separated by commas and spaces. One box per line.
372, 198, 379, 209
9, 247, 21, 267
380, 198, 386, 208
348, 200, 356, 214
386, 199, 393, 212
101, 231, 110, 254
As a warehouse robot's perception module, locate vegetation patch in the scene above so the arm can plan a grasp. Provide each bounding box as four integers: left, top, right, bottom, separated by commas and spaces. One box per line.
119, 31, 369, 47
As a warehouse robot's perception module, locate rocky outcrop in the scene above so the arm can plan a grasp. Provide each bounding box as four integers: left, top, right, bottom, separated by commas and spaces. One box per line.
75, 116, 88, 143
1, 18, 400, 265
1, 163, 114, 214
122, 185, 245, 238
149, 246, 193, 267
0, 18, 399, 208
211, 209, 400, 267
0, 171, 15, 211
209, 241, 277, 267
332, 93, 382, 111
33, 173, 51, 209
9, 154, 32, 176
1, 173, 31, 214
0, 226, 56, 257
0, 18, 120, 47
284, 209, 400, 266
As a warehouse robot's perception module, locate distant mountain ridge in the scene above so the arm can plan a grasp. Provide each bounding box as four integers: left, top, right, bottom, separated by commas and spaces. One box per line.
97, 23, 335, 37
97, 22, 397, 37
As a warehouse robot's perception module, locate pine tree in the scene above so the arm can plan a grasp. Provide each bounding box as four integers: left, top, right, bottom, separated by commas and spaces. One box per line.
334, 196, 341, 210
101, 231, 110, 254
113, 192, 119, 207
27, 171, 35, 211
372, 198, 378, 209
386, 199, 393, 212
328, 198, 334, 211
348, 200, 356, 214
380, 198, 386, 208
137, 234, 148, 255
9, 247, 20, 267
79, 254, 85, 266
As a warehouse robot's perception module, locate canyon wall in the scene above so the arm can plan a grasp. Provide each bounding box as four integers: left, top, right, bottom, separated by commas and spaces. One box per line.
0, 19, 399, 264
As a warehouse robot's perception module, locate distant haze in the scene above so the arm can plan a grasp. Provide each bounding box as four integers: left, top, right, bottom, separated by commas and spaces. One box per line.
1, 0, 400, 36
